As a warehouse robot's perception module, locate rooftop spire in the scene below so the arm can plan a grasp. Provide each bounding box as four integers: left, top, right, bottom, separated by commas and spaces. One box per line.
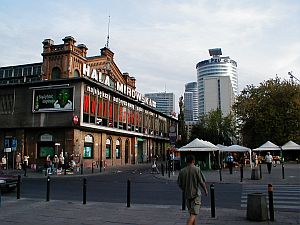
105, 15, 111, 49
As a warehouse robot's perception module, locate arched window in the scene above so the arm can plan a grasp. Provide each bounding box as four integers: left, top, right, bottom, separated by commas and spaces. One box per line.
74, 69, 80, 78
106, 137, 112, 159
116, 139, 121, 159
52, 67, 61, 79
83, 134, 94, 158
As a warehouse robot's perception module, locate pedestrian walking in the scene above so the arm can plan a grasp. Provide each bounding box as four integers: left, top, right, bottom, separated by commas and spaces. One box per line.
265, 152, 273, 174
178, 155, 208, 225
151, 159, 159, 173
16, 153, 22, 170
251, 152, 258, 167
1, 155, 7, 170
226, 153, 234, 174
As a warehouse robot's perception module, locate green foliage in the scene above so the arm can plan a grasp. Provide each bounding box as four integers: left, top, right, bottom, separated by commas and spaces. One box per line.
190, 109, 237, 145
233, 77, 300, 148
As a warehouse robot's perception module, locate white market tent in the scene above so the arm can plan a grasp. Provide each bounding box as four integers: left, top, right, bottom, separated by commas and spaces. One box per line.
253, 141, 281, 151
178, 138, 219, 152
282, 141, 300, 151
221, 144, 251, 153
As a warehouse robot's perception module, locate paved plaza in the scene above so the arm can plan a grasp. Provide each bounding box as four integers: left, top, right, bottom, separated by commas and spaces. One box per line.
0, 163, 299, 225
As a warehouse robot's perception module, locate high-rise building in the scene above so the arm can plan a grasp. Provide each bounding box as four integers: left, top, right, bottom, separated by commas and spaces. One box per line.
145, 92, 175, 116
196, 48, 237, 116
184, 82, 198, 121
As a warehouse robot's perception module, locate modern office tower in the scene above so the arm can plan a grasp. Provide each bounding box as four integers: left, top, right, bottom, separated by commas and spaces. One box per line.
184, 82, 198, 121
145, 92, 175, 116
196, 48, 237, 116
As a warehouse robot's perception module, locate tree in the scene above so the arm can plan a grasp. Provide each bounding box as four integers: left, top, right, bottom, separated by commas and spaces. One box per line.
233, 77, 300, 148
190, 109, 237, 145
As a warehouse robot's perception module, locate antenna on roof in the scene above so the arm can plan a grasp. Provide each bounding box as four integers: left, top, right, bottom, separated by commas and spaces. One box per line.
105, 15, 111, 49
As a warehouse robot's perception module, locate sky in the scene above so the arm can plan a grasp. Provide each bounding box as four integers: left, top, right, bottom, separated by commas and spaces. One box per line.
0, 0, 299, 113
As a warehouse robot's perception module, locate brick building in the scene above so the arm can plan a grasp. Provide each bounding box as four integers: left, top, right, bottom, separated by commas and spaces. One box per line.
0, 36, 177, 170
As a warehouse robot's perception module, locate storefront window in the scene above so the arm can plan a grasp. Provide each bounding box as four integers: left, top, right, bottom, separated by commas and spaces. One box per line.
106, 138, 111, 159
83, 134, 93, 158
116, 139, 121, 159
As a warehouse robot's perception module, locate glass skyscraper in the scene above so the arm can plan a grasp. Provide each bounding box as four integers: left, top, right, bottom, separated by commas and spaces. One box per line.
145, 92, 175, 116
184, 82, 198, 121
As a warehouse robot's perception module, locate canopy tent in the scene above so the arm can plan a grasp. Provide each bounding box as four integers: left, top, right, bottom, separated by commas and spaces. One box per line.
282, 141, 300, 151
221, 144, 251, 153
253, 141, 281, 151
178, 138, 219, 170
178, 138, 219, 152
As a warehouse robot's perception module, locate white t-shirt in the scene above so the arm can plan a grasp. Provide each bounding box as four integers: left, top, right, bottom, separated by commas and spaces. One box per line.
265, 155, 273, 163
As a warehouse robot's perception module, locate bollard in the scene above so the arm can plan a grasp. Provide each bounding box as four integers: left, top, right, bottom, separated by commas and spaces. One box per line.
83, 178, 87, 204
165, 162, 168, 173
64, 165, 67, 175
281, 163, 285, 179
92, 162, 94, 174
210, 184, 215, 218
0, 189, 1, 208
219, 168, 222, 182
161, 163, 164, 176
240, 165, 244, 182
268, 184, 274, 221
46, 176, 50, 201
182, 191, 186, 210
17, 175, 21, 199
100, 161, 103, 173
127, 179, 131, 207
81, 164, 83, 175
259, 164, 262, 179
168, 164, 171, 178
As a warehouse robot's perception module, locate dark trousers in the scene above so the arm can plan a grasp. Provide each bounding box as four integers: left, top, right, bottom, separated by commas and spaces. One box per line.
267, 163, 272, 174
228, 163, 233, 174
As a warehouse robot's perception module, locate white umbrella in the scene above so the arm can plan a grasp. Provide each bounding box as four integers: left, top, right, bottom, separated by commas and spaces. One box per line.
281, 141, 300, 150
253, 141, 281, 151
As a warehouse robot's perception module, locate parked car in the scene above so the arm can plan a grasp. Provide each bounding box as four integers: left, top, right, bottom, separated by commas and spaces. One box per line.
0, 171, 18, 192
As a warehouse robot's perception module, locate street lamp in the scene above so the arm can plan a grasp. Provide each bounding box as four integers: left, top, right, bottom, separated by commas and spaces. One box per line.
288, 71, 300, 83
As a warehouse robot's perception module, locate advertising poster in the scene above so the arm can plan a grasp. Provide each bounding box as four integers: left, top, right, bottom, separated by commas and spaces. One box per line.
33, 87, 74, 112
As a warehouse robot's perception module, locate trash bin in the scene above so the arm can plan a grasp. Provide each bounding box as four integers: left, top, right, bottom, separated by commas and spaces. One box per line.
251, 168, 259, 180
246, 193, 268, 221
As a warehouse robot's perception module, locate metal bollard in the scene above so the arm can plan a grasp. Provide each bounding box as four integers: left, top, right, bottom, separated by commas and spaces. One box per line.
46, 176, 50, 201
83, 178, 87, 204
210, 184, 215, 218
64, 164, 67, 175
268, 184, 274, 221
182, 191, 186, 210
240, 165, 244, 182
281, 163, 285, 179
219, 168, 222, 182
17, 175, 21, 199
100, 161, 103, 173
161, 163, 164, 176
0, 189, 1, 208
127, 179, 131, 207
259, 164, 262, 179
92, 162, 94, 174
81, 164, 83, 175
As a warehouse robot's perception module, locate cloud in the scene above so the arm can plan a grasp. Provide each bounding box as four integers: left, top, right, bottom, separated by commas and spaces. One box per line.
0, 0, 299, 113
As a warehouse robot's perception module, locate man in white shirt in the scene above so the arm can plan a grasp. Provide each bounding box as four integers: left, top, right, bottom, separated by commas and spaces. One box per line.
265, 152, 273, 174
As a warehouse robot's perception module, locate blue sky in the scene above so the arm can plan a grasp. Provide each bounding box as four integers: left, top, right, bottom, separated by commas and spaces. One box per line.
1, 0, 299, 112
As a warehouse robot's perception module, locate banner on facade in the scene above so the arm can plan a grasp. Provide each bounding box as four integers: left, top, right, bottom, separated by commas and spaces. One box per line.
33, 86, 74, 112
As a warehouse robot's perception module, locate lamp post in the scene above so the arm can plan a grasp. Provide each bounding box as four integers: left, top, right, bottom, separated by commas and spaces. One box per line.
288, 71, 300, 83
